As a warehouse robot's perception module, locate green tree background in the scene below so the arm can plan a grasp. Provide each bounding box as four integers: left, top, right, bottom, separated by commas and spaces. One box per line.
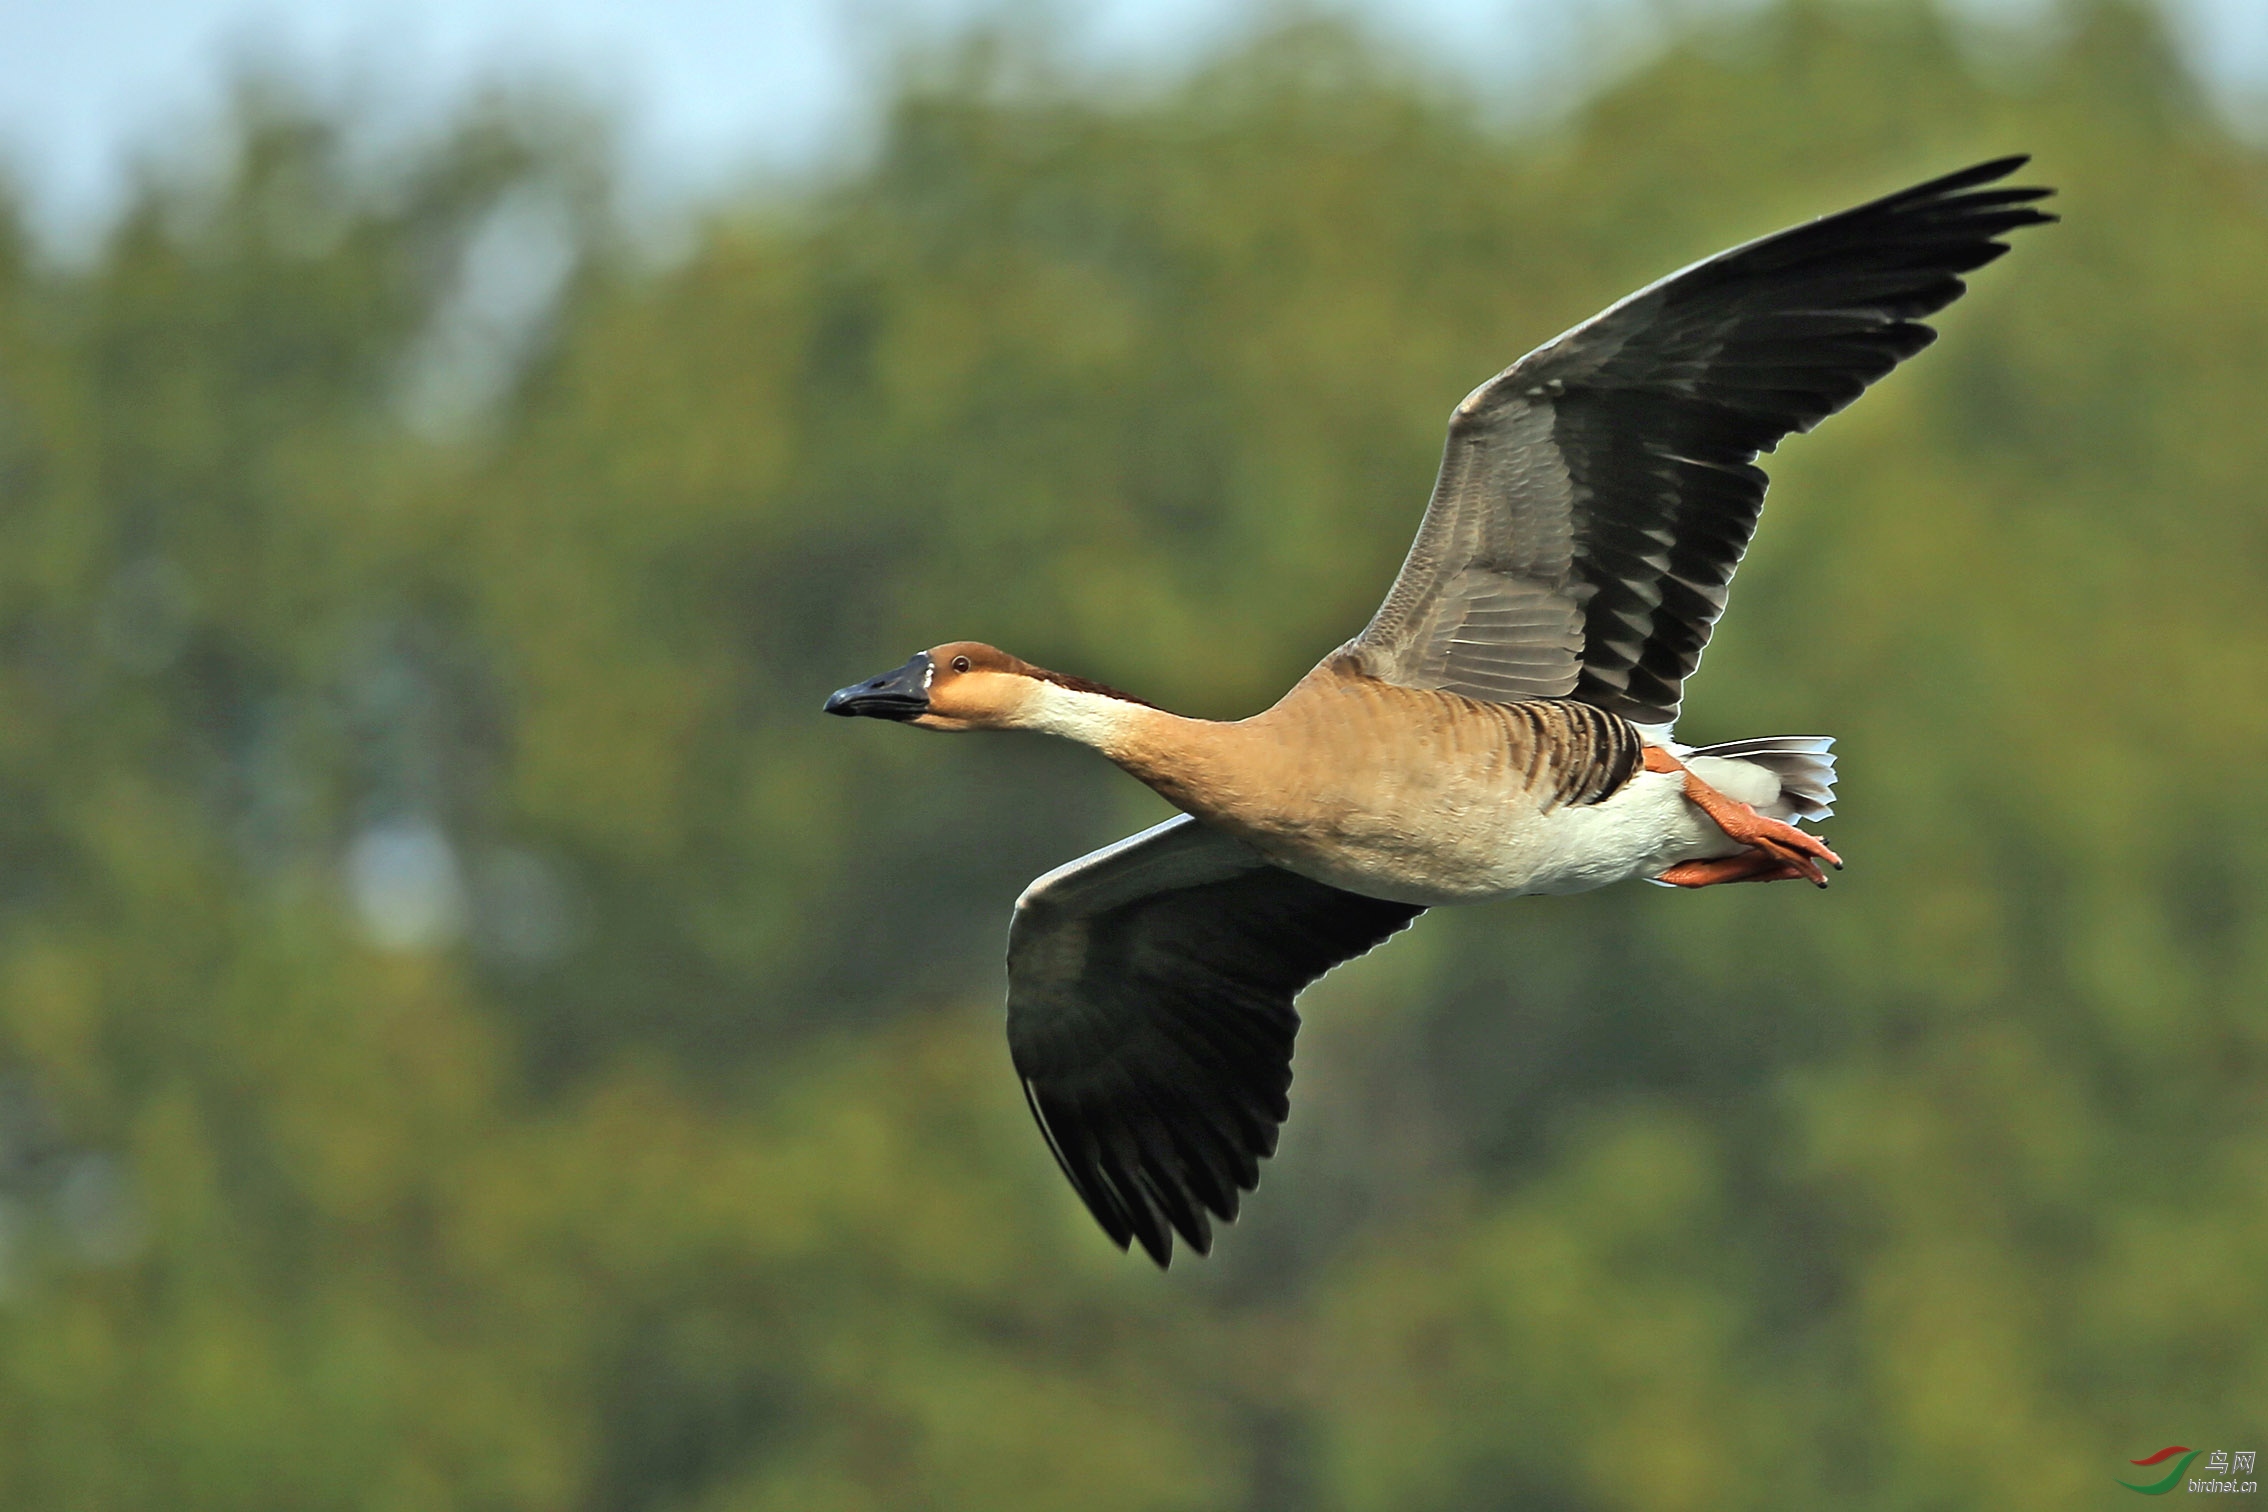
0, 1, 2259, 1506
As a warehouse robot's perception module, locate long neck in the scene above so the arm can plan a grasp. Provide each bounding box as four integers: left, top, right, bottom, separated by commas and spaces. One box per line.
1010, 681, 1234, 810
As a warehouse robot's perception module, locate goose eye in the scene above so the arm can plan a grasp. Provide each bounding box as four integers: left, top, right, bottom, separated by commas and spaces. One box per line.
951, 655, 971, 673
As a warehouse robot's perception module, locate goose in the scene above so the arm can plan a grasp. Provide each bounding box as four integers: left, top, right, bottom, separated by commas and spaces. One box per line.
825, 157, 2054, 1265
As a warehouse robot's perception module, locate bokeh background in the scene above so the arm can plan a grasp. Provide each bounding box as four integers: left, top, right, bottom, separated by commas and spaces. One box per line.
0, 0, 2263, 1506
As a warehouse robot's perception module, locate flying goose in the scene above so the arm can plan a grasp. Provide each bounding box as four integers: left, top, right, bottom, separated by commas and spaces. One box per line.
826, 157, 2054, 1265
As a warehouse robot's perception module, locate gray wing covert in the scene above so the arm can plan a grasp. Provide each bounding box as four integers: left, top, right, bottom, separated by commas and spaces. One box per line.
1006, 816, 1424, 1267
1350, 156, 2055, 727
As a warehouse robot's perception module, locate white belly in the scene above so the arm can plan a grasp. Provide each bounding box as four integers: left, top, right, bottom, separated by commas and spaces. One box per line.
1466, 766, 1741, 899
1244, 766, 1750, 906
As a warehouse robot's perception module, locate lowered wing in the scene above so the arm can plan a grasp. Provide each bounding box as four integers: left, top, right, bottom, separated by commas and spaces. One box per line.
1007, 816, 1424, 1266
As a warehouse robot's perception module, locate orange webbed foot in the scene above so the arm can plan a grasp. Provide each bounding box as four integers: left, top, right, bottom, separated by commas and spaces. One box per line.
1704, 799, 1841, 887
1648, 745, 1845, 889
1656, 852, 1816, 888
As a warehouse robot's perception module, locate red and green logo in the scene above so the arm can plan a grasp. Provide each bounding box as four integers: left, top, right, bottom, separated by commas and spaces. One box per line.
2120, 1446, 2201, 1495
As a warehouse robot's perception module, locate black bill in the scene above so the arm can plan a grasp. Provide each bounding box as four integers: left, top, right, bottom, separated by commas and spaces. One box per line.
823, 653, 931, 720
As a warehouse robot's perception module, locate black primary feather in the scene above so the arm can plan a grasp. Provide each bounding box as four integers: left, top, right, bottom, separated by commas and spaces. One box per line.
1007, 817, 1423, 1266
1354, 156, 2056, 727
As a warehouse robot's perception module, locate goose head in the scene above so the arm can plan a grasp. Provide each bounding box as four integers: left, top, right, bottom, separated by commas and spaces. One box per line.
821, 642, 1028, 732
825, 642, 1151, 735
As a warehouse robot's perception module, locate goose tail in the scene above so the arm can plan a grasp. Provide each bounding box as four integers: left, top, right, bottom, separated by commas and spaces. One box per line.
1686, 735, 1837, 822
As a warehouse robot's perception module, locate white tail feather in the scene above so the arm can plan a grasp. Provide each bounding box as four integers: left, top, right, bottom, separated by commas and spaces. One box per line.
1689, 735, 1837, 821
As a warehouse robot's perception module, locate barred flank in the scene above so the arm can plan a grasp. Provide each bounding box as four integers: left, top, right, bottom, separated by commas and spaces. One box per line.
1495, 699, 1643, 808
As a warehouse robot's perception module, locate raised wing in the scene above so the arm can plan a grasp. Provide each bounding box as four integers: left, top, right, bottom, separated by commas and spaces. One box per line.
1351, 156, 2055, 726
1007, 816, 1423, 1266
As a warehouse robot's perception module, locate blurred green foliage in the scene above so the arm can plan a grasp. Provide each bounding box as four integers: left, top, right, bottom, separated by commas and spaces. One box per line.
0, 1, 2261, 1506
